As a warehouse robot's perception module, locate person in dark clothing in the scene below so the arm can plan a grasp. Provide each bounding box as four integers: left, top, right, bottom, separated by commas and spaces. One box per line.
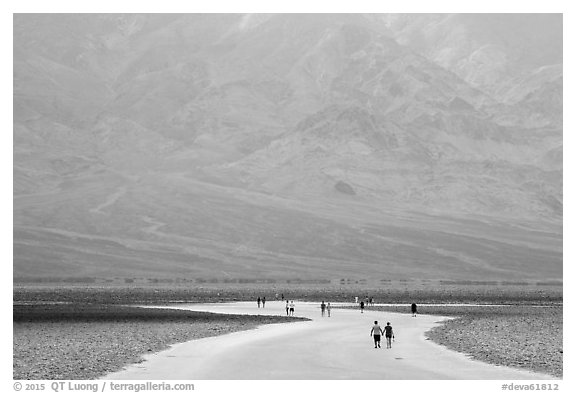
411, 303, 417, 317
262, 297, 266, 308
384, 322, 394, 348
257, 297, 261, 308
360, 301, 365, 313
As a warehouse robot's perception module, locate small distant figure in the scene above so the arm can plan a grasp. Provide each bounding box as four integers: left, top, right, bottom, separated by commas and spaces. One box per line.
355, 296, 359, 303
285, 300, 289, 316
364, 297, 369, 307
281, 293, 285, 301
384, 322, 394, 349
327, 302, 332, 317
275, 293, 279, 301
411, 303, 417, 317
257, 297, 261, 308
360, 301, 365, 313
370, 320, 383, 348
320, 301, 326, 317
369, 297, 373, 306
289, 301, 295, 316
262, 297, 266, 308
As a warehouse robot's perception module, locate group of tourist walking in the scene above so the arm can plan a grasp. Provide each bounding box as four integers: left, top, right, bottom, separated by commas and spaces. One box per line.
285, 300, 295, 316
320, 301, 332, 317
253, 296, 420, 350
355, 296, 375, 311
370, 321, 395, 348
256, 296, 296, 315
256, 296, 266, 308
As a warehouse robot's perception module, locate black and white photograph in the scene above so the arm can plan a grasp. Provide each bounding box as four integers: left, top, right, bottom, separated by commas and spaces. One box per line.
8, 1, 568, 390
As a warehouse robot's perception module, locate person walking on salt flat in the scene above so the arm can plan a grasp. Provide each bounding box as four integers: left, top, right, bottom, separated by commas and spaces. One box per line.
370, 321, 383, 348
384, 322, 394, 349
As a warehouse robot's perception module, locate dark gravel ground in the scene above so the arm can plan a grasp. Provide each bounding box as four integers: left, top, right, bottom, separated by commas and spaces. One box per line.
13, 304, 306, 380
13, 283, 562, 305
370, 305, 563, 378
13, 285, 562, 380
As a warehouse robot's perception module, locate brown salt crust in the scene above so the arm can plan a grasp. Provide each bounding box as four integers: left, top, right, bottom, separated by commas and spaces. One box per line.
13, 305, 304, 380
372, 304, 562, 378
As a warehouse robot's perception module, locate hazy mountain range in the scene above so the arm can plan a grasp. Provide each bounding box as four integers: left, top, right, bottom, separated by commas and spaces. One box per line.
13, 14, 562, 281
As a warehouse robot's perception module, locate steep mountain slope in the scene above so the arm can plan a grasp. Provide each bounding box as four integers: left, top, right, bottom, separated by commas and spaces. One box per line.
383, 14, 562, 96
13, 14, 562, 281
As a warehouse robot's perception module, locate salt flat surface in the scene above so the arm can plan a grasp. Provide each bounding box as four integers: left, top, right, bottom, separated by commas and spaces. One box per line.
103, 301, 556, 380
